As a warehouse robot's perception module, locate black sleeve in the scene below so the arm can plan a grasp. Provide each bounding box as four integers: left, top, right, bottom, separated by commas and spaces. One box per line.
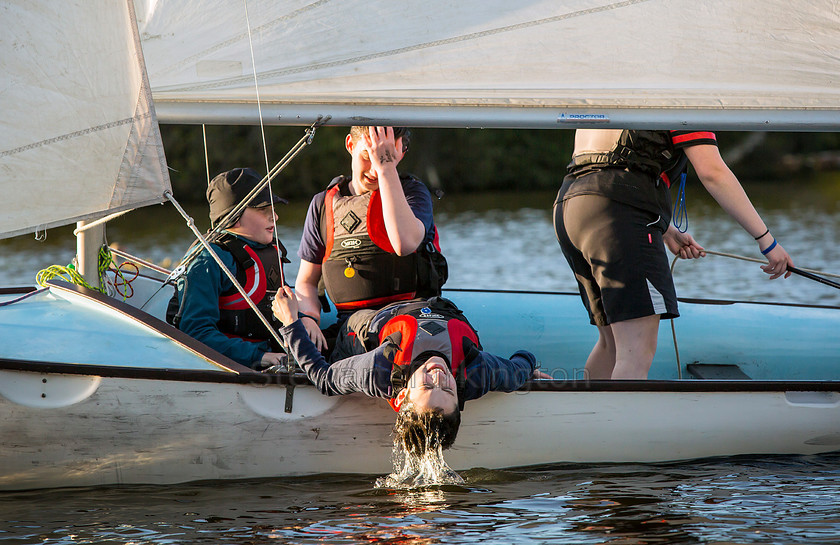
279, 321, 393, 398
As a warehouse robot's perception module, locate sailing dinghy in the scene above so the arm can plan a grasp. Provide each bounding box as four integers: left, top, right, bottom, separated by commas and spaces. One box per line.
1, 0, 839, 491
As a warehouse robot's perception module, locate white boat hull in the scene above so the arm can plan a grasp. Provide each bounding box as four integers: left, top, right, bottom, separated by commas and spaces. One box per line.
1, 367, 838, 491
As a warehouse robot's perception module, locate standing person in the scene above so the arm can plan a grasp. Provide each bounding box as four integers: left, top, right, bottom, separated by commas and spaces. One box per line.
167, 167, 290, 369
553, 130, 794, 379
295, 126, 446, 354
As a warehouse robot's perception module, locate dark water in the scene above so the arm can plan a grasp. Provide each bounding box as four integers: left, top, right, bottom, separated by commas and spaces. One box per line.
1, 183, 840, 543
3, 454, 840, 544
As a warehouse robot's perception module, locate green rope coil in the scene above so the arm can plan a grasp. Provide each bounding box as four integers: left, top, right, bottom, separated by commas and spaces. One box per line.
35, 246, 122, 294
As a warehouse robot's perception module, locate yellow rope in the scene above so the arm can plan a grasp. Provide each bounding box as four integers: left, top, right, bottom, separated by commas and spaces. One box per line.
35, 246, 123, 293
35, 263, 100, 291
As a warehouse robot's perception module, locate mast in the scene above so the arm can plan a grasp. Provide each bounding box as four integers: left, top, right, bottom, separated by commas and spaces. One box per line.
76, 221, 106, 290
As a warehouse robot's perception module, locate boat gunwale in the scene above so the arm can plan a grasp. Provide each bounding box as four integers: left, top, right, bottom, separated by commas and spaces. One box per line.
1, 357, 838, 393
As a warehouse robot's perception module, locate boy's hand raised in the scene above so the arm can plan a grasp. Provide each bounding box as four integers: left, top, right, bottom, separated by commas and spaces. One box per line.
271, 285, 299, 326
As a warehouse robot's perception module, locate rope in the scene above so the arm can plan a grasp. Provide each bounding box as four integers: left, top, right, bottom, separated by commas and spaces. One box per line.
35, 246, 110, 291
700, 250, 840, 279
243, 0, 271, 179
202, 124, 210, 187
666, 247, 840, 378
108, 261, 140, 299
73, 209, 132, 235
35, 246, 140, 300
35, 263, 96, 290
671, 173, 688, 233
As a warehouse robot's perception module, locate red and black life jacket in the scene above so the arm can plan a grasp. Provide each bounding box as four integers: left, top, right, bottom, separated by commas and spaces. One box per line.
216, 235, 289, 350
359, 297, 481, 411
320, 176, 446, 311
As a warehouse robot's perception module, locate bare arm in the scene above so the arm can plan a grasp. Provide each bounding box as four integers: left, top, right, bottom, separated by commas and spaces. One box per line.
685, 144, 793, 279
293, 260, 328, 351
366, 126, 425, 255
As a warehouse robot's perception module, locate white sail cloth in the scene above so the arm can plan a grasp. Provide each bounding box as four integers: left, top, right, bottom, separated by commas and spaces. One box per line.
136, 0, 840, 129
0, 0, 170, 240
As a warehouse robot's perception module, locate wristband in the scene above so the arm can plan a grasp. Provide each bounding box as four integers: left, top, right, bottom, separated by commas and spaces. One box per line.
298, 312, 319, 324
760, 238, 778, 255
754, 228, 770, 240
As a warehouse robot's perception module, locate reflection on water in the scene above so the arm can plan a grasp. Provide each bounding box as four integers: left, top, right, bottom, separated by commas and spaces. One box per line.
3, 453, 840, 544
2, 180, 839, 305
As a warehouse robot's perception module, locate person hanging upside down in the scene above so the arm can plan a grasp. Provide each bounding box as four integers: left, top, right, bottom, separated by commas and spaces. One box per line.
272, 287, 548, 455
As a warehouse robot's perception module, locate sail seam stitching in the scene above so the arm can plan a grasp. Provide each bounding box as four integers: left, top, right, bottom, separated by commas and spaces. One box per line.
0, 116, 148, 158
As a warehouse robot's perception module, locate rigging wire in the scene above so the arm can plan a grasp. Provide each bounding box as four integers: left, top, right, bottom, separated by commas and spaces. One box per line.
202, 124, 210, 187
242, 0, 285, 286
151, 1, 329, 392
241, 0, 298, 394
243, 0, 272, 180
170, 119, 328, 280
139, 118, 327, 315
700, 250, 840, 279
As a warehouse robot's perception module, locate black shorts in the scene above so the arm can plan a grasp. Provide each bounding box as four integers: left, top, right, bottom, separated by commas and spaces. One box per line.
553, 194, 678, 326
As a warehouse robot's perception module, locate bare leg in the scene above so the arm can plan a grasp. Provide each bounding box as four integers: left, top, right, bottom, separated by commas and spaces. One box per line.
584, 325, 617, 379
609, 315, 660, 379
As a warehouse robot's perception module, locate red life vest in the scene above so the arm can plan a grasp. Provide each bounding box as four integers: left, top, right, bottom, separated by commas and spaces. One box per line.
321, 177, 420, 311
216, 235, 288, 349
167, 235, 289, 351
360, 297, 481, 412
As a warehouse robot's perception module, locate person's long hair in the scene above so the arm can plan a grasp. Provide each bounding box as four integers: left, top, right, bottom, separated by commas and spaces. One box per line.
392, 401, 460, 456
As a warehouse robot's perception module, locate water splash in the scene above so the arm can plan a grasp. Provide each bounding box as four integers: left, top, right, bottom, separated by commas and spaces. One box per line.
376, 443, 465, 489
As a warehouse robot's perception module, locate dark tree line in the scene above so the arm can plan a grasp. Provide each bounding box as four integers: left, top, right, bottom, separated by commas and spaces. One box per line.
160, 124, 840, 203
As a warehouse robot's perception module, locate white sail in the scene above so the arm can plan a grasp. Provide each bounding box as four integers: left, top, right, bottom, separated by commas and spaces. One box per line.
0, 0, 170, 240
136, 0, 840, 129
